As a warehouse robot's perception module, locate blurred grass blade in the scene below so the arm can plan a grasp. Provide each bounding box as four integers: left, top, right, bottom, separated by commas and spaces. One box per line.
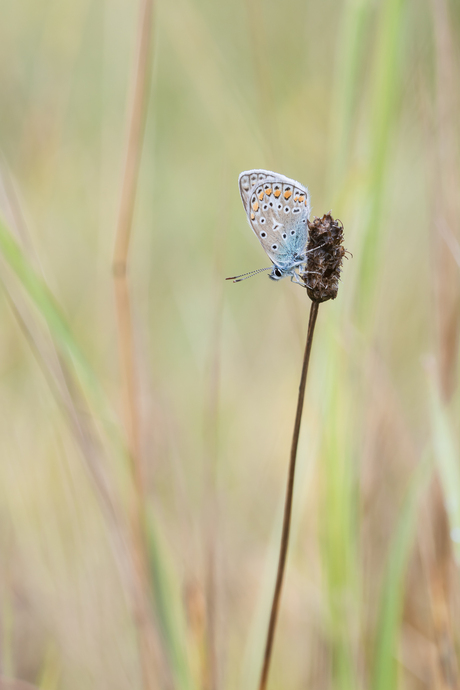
159, 0, 267, 162
329, 0, 372, 195
356, 0, 406, 316
0, 215, 108, 416
320, 334, 358, 690
428, 367, 460, 561
372, 454, 432, 690
146, 510, 196, 690
0, 212, 129, 483
0, 214, 192, 685
38, 643, 60, 690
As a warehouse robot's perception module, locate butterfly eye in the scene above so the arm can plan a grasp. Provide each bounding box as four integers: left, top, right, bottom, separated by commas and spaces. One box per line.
260, 231, 267, 238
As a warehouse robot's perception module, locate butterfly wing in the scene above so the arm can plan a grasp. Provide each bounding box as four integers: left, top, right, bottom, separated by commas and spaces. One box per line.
238, 170, 311, 269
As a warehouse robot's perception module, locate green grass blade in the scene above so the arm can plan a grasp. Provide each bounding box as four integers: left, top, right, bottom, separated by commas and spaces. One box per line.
0, 215, 109, 415
356, 0, 407, 317
372, 454, 432, 690
428, 370, 460, 561
0, 215, 195, 685
329, 0, 372, 195
319, 329, 359, 690
146, 510, 196, 690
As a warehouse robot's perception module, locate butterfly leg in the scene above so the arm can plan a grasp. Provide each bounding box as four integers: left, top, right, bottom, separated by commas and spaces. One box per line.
304, 243, 326, 254
290, 271, 307, 286
290, 273, 316, 290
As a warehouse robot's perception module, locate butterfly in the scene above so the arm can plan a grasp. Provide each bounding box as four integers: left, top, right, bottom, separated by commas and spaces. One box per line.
227, 169, 311, 285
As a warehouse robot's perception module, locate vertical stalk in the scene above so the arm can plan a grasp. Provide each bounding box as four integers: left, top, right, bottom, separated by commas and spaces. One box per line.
112, 1, 159, 688
258, 300, 320, 690
113, 0, 153, 475
427, 0, 460, 686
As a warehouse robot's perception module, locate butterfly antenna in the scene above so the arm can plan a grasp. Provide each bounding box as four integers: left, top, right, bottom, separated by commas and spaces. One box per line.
226, 266, 272, 283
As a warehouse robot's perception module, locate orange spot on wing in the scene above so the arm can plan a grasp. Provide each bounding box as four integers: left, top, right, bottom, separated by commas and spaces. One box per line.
274, 189, 281, 197
284, 190, 292, 199
252, 201, 259, 211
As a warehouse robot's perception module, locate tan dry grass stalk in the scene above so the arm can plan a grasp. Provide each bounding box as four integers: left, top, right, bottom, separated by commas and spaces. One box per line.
112, 1, 162, 688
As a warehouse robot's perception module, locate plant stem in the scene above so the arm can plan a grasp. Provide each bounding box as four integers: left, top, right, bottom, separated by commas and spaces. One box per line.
113, 0, 153, 496
258, 299, 320, 690
112, 1, 159, 688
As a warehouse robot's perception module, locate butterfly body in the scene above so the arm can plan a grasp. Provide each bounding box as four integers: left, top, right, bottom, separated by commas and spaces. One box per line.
238, 169, 311, 283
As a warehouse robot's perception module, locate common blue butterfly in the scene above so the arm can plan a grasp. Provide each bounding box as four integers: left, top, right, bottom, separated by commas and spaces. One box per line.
227, 169, 311, 284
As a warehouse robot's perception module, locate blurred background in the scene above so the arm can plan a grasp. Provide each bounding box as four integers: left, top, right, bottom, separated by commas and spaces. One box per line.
0, 0, 460, 688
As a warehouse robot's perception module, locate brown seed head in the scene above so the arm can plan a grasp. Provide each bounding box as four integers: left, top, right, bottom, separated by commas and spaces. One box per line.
301, 213, 347, 303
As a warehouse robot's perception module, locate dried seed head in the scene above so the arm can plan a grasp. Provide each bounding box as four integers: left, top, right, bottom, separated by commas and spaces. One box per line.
302, 213, 347, 303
